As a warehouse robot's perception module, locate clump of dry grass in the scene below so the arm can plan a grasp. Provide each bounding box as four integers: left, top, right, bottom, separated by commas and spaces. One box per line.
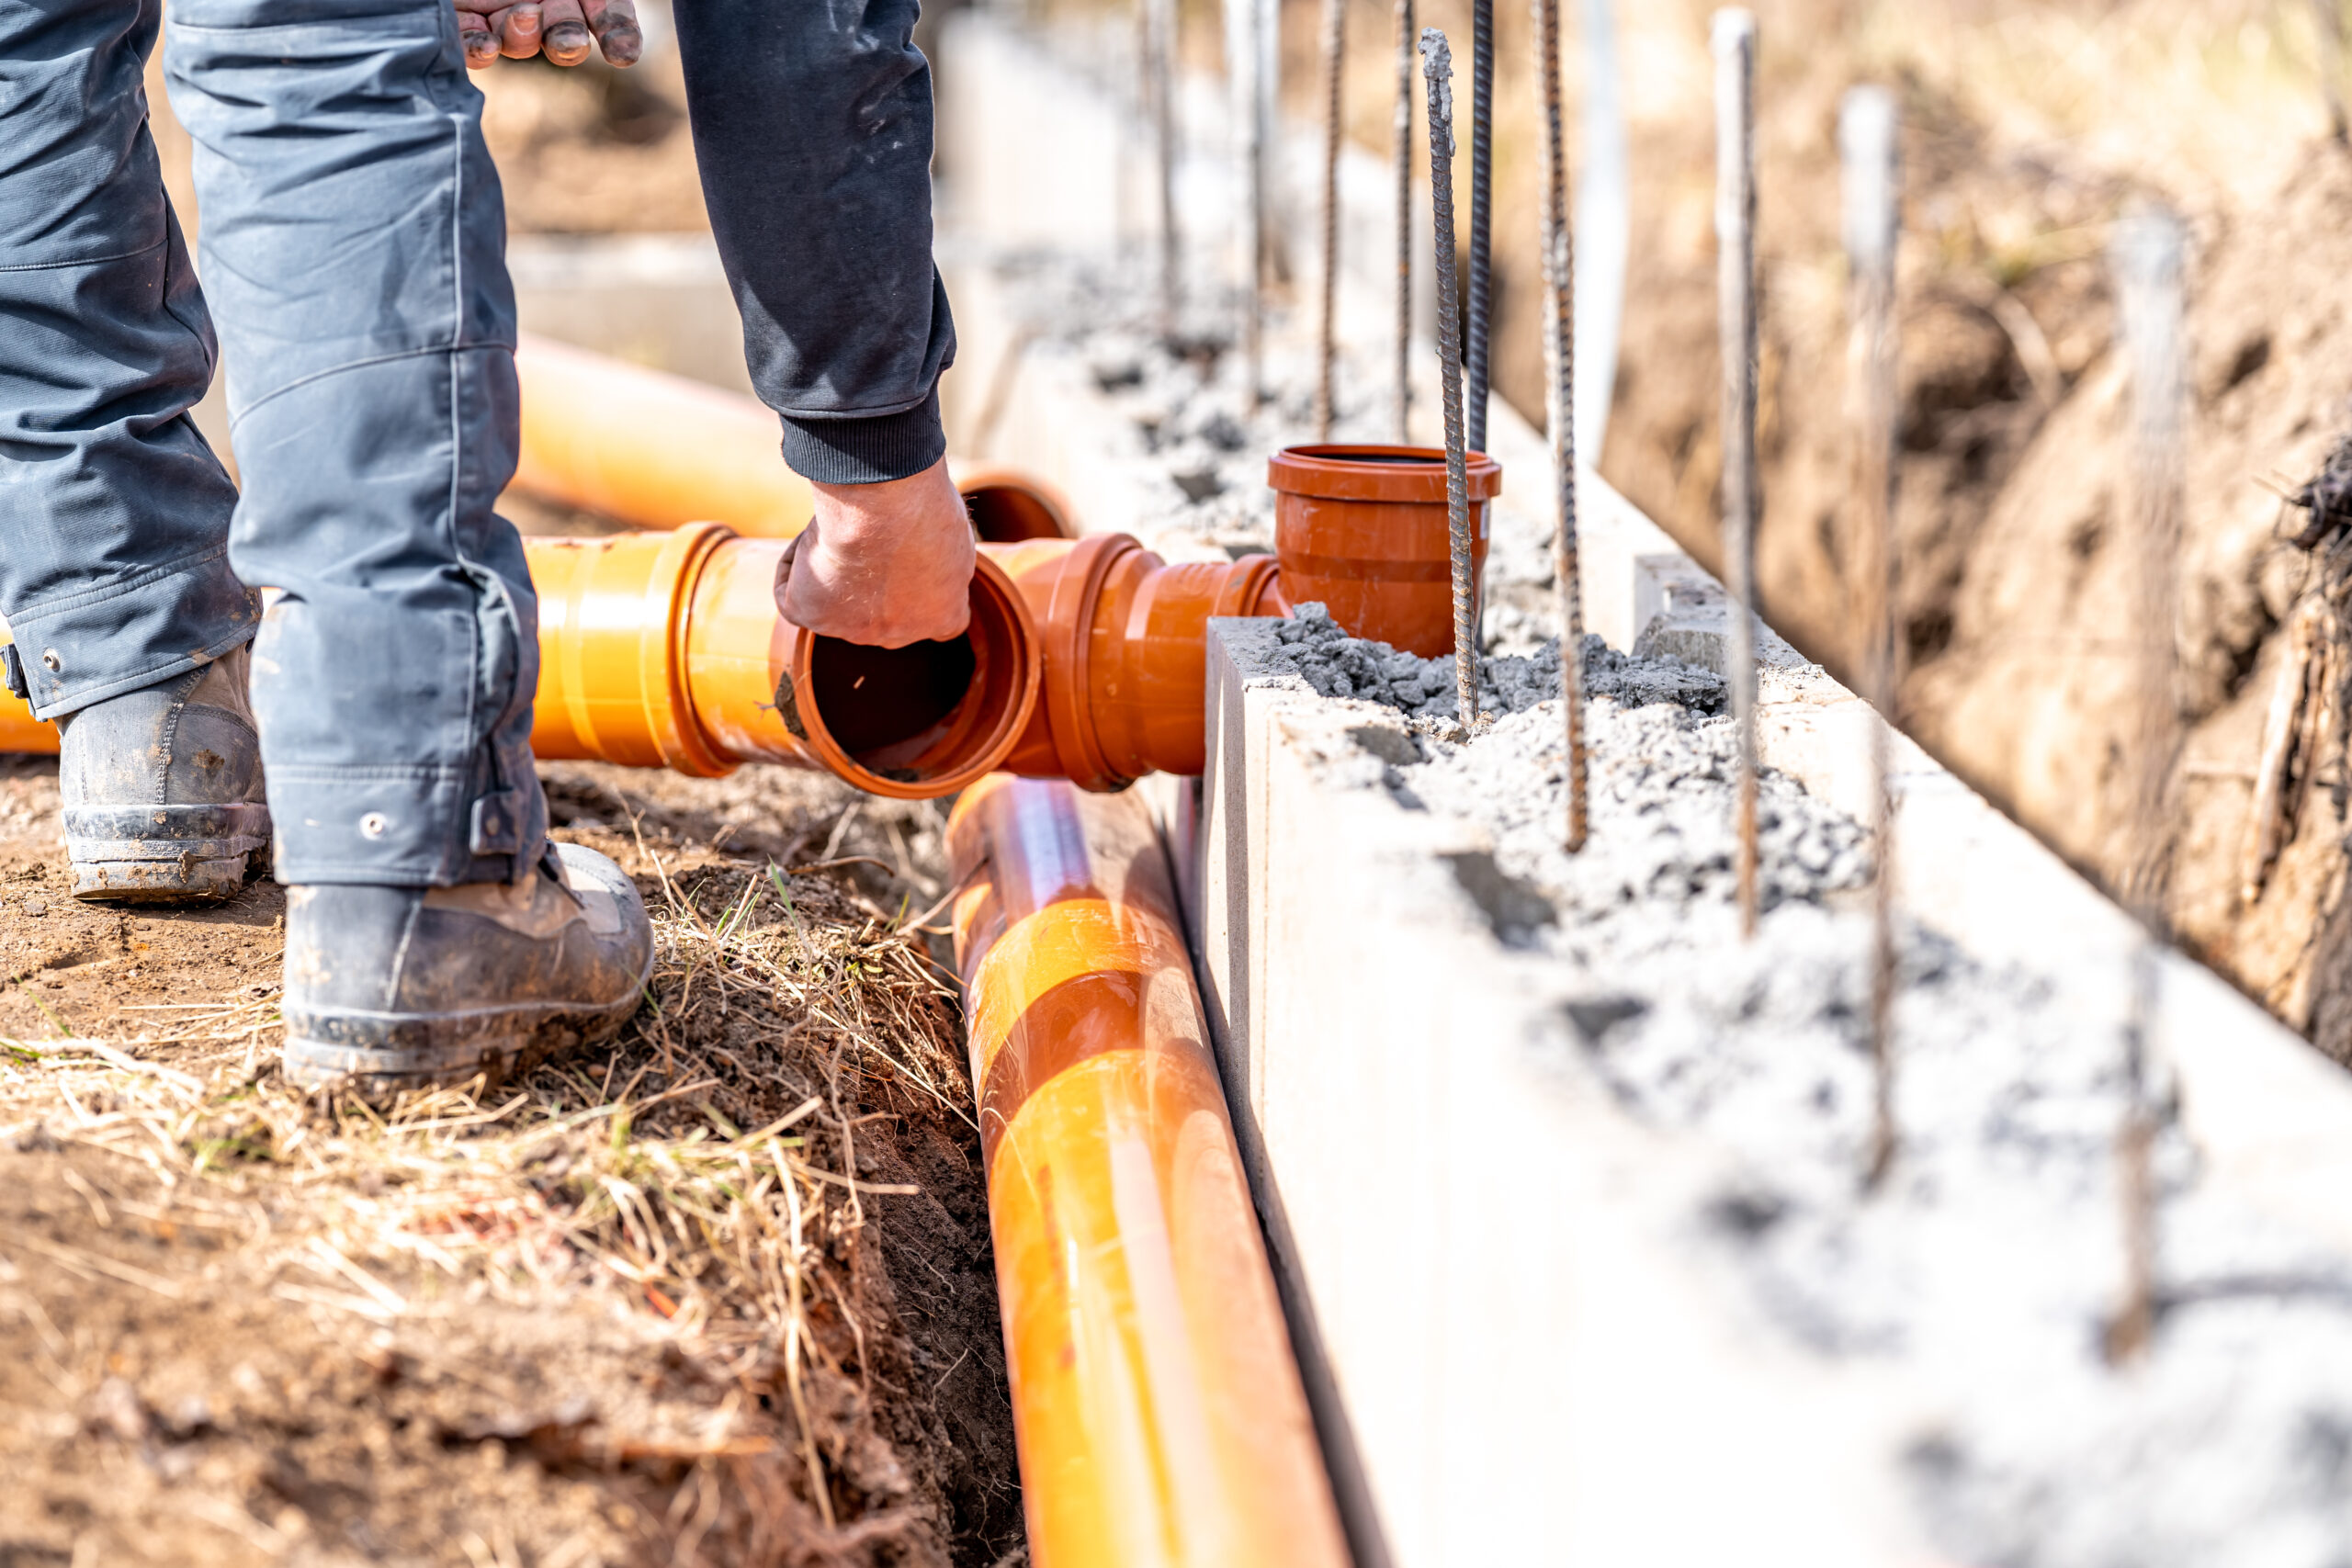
0, 828, 989, 1564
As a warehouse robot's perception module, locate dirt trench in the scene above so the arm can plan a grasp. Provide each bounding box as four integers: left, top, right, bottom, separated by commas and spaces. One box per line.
0, 758, 1023, 1568
1574, 4, 2352, 1058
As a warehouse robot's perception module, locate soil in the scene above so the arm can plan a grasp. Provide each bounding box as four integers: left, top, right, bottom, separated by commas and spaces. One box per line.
0, 758, 1023, 1568
1560, 2, 2352, 1062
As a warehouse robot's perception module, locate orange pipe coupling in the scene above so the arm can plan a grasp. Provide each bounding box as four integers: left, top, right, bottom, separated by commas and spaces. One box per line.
949, 774, 1348, 1568
526, 525, 1041, 798
512, 333, 1078, 542
982, 535, 1286, 791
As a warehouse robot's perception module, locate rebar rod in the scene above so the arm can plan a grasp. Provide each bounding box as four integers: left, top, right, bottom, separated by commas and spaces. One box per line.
1420, 28, 1477, 732
1713, 9, 1760, 939
1227, 0, 1266, 411
1394, 0, 1416, 442
1532, 0, 1586, 851
1841, 85, 1901, 1190
2104, 204, 2188, 1368
1465, 0, 1495, 457
1148, 0, 1182, 335
1314, 0, 1348, 441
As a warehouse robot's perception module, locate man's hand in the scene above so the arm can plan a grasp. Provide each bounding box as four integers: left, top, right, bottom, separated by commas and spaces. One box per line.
457, 0, 641, 70
777, 459, 977, 649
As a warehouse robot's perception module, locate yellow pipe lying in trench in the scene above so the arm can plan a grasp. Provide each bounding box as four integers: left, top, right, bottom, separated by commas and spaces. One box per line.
513, 333, 818, 536
511, 333, 1078, 542
949, 774, 1349, 1568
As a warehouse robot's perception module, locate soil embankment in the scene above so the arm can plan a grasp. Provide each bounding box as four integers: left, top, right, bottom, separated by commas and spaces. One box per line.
1577, 2, 2352, 1055
0, 758, 1022, 1567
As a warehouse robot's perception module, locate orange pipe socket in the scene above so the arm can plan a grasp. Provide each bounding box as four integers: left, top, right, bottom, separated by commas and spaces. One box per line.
512, 333, 1077, 542
527, 525, 1041, 798
1269, 444, 1502, 658
949, 774, 1349, 1568
983, 535, 1285, 791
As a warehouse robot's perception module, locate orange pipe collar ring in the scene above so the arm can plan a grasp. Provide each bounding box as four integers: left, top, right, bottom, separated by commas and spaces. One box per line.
950, 775, 1349, 1568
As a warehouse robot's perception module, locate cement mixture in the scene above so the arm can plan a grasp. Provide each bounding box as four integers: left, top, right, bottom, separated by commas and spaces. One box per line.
1277, 619, 2352, 1566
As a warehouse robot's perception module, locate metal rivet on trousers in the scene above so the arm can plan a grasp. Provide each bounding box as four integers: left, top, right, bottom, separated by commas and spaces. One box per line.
40, 649, 60, 672
358, 813, 390, 840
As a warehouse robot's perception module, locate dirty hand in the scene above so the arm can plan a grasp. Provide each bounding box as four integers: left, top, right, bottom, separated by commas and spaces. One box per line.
456, 0, 641, 69
777, 459, 977, 649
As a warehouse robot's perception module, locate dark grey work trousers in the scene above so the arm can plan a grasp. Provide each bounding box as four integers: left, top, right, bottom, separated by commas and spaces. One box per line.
0, 0, 954, 885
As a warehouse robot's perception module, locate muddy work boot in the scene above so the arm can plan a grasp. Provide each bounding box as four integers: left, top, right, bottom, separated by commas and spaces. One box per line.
54, 647, 271, 902
280, 841, 654, 1096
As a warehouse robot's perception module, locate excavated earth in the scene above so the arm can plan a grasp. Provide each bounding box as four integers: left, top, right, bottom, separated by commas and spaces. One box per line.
0, 756, 1023, 1568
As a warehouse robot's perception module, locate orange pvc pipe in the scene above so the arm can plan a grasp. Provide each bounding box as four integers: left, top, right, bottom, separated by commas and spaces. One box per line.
0, 680, 51, 754
983, 536, 1287, 791
514, 333, 818, 537
526, 525, 1042, 798
1269, 444, 1502, 657
512, 334, 1077, 543
949, 774, 1348, 1568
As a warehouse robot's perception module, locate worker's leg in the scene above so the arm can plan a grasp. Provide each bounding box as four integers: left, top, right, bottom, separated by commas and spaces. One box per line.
164, 0, 540, 890
164, 1, 648, 1092
0, 0, 270, 899
668, 0, 956, 486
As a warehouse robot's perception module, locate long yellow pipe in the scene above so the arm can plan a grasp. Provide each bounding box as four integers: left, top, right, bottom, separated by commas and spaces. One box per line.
512, 333, 818, 536
949, 774, 1349, 1568
510, 333, 1078, 542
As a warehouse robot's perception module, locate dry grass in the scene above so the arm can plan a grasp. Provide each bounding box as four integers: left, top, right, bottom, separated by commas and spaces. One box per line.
0, 786, 1006, 1566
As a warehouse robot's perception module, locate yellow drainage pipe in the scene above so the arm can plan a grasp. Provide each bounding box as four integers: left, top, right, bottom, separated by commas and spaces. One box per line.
0, 686, 50, 753
514, 333, 817, 536
0, 529, 1046, 803
511, 334, 1078, 542
948, 774, 1349, 1568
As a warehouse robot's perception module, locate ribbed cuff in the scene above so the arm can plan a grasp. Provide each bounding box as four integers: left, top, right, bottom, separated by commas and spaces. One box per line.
777, 386, 946, 485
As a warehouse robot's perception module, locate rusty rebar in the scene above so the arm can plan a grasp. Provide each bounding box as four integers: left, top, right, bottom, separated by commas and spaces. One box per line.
1465, 0, 1495, 457
1713, 9, 1760, 939
1421, 28, 1477, 733
2103, 204, 2188, 1368
1841, 85, 1901, 1191
1394, 0, 1416, 442
1314, 0, 1347, 441
1146, 0, 1182, 336
1532, 0, 1586, 850
1227, 0, 1268, 412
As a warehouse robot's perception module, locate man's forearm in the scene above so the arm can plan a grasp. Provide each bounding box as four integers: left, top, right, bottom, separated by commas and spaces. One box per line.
673, 0, 955, 485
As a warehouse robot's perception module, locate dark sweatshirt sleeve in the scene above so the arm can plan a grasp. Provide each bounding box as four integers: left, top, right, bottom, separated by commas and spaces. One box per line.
672, 0, 955, 484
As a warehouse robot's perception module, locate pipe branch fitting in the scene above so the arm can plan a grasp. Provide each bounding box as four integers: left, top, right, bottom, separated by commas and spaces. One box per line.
983, 535, 1287, 792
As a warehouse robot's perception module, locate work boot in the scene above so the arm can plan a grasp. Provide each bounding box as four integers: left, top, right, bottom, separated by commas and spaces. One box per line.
56, 647, 272, 902
279, 841, 654, 1096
